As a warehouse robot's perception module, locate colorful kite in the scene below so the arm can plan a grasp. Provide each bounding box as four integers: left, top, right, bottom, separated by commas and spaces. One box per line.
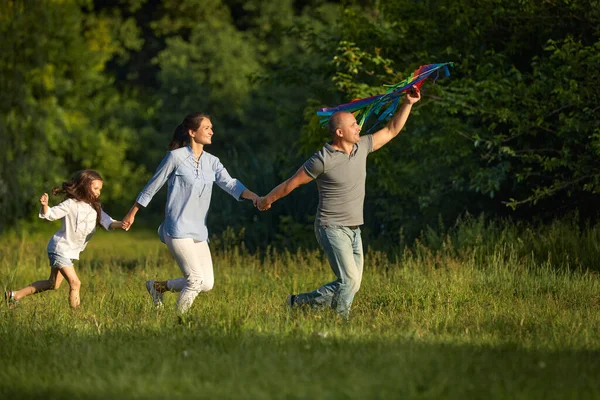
317, 62, 454, 132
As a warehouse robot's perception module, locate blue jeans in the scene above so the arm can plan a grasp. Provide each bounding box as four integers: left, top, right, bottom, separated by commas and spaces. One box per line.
48, 252, 74, 269
295, 225, 364, 318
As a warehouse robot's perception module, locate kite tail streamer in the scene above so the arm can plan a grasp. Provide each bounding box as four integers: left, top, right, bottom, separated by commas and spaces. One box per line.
317, 62, 454, 132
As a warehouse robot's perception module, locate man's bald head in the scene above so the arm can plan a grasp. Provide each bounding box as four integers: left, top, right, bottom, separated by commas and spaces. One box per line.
327, 111, 353, 137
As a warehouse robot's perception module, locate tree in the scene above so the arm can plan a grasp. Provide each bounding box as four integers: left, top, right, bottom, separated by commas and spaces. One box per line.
0, 0, 147, 230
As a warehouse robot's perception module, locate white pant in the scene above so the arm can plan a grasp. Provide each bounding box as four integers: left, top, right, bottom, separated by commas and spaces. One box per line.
164, 236, 214, 314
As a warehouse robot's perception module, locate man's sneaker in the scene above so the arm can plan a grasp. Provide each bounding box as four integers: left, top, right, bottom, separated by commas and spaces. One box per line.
286, 294, 297, 308
145, 280, 164, 308
4, 291, 17, 309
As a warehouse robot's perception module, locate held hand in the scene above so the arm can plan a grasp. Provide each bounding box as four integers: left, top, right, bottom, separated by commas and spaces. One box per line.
257, 197, 271, 211
40, 193, 48, 206
405, 85, 421, 105
122, 213, 135, 231
248, 192, 260, 208
242, 190, 260, 208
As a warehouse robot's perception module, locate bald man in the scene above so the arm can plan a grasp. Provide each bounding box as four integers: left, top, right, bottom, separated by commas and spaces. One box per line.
258, 86, 421, 318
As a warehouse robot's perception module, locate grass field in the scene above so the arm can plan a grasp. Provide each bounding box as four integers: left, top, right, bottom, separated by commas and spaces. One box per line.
1, 220, 600, 399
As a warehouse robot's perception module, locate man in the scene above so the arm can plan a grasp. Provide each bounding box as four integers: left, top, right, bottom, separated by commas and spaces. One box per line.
257, 86, 421, 318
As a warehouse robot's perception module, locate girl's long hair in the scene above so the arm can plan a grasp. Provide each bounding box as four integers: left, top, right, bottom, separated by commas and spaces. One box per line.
52, 170, 103, 224
169, 112, 210, 150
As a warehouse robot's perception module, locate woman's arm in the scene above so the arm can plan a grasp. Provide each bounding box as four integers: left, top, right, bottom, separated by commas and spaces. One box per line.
213, 158, 252, 202
123, 152, 177, 230
240, 189, 259, 207
122, 203, 141, 231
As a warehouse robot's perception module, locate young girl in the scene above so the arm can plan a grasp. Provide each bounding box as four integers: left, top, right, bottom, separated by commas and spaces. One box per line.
5, 170, 123, 309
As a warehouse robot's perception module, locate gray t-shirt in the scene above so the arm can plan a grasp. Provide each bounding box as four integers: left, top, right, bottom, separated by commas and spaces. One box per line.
303, 135, 374, 227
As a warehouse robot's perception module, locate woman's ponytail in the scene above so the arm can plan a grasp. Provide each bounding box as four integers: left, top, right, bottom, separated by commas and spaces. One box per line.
169, 123, 188, 150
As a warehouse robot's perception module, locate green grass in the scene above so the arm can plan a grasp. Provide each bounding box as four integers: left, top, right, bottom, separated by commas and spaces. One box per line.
1, 222, 600, 399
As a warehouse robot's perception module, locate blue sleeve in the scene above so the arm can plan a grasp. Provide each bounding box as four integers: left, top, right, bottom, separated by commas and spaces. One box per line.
136, 152, 177, 207
214, 158, 247, 201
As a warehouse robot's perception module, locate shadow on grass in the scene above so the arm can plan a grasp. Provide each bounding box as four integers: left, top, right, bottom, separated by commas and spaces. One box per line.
82, 258, 141, 271
1, 318, 599, 400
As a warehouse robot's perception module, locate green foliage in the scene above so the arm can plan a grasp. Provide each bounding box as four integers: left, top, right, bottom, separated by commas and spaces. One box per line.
2, 0, 599, 250
140, 0, 337, 248
285, 0, 600, 243
0, 0, 149, 229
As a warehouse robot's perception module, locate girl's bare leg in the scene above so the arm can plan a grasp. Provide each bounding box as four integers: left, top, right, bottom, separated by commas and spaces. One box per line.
13, 268, 63, 301
58, 266, 81, 309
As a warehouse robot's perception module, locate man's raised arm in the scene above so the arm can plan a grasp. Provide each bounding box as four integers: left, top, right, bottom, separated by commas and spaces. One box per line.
372, 86, 421, 152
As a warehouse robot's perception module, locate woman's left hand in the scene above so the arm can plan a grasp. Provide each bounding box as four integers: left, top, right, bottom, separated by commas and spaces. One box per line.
122, 212, 135, 231
243, 190, 260, 207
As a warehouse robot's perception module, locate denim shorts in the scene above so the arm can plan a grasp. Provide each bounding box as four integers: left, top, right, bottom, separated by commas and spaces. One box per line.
48, 253, 74, 269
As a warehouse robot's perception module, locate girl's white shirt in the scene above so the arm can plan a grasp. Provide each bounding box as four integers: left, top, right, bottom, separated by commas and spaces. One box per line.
39, 198, 115, 260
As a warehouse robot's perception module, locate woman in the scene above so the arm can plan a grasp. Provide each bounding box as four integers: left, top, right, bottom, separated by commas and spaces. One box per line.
122, 112, 258, 313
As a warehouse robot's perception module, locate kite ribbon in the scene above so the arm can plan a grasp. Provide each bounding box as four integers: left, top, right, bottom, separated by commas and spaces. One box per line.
317, 62, 453, 132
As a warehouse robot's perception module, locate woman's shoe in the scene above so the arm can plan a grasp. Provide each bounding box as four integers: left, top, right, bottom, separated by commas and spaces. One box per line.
4, 291, 18, 308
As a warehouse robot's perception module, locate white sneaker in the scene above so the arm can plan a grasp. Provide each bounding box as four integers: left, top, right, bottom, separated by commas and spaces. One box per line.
286, 294, 296, 307
4, 291, 18, 309
145, 280, 164, 308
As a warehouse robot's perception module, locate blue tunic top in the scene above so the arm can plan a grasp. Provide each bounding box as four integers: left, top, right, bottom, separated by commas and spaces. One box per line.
136, 146, 247, 242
